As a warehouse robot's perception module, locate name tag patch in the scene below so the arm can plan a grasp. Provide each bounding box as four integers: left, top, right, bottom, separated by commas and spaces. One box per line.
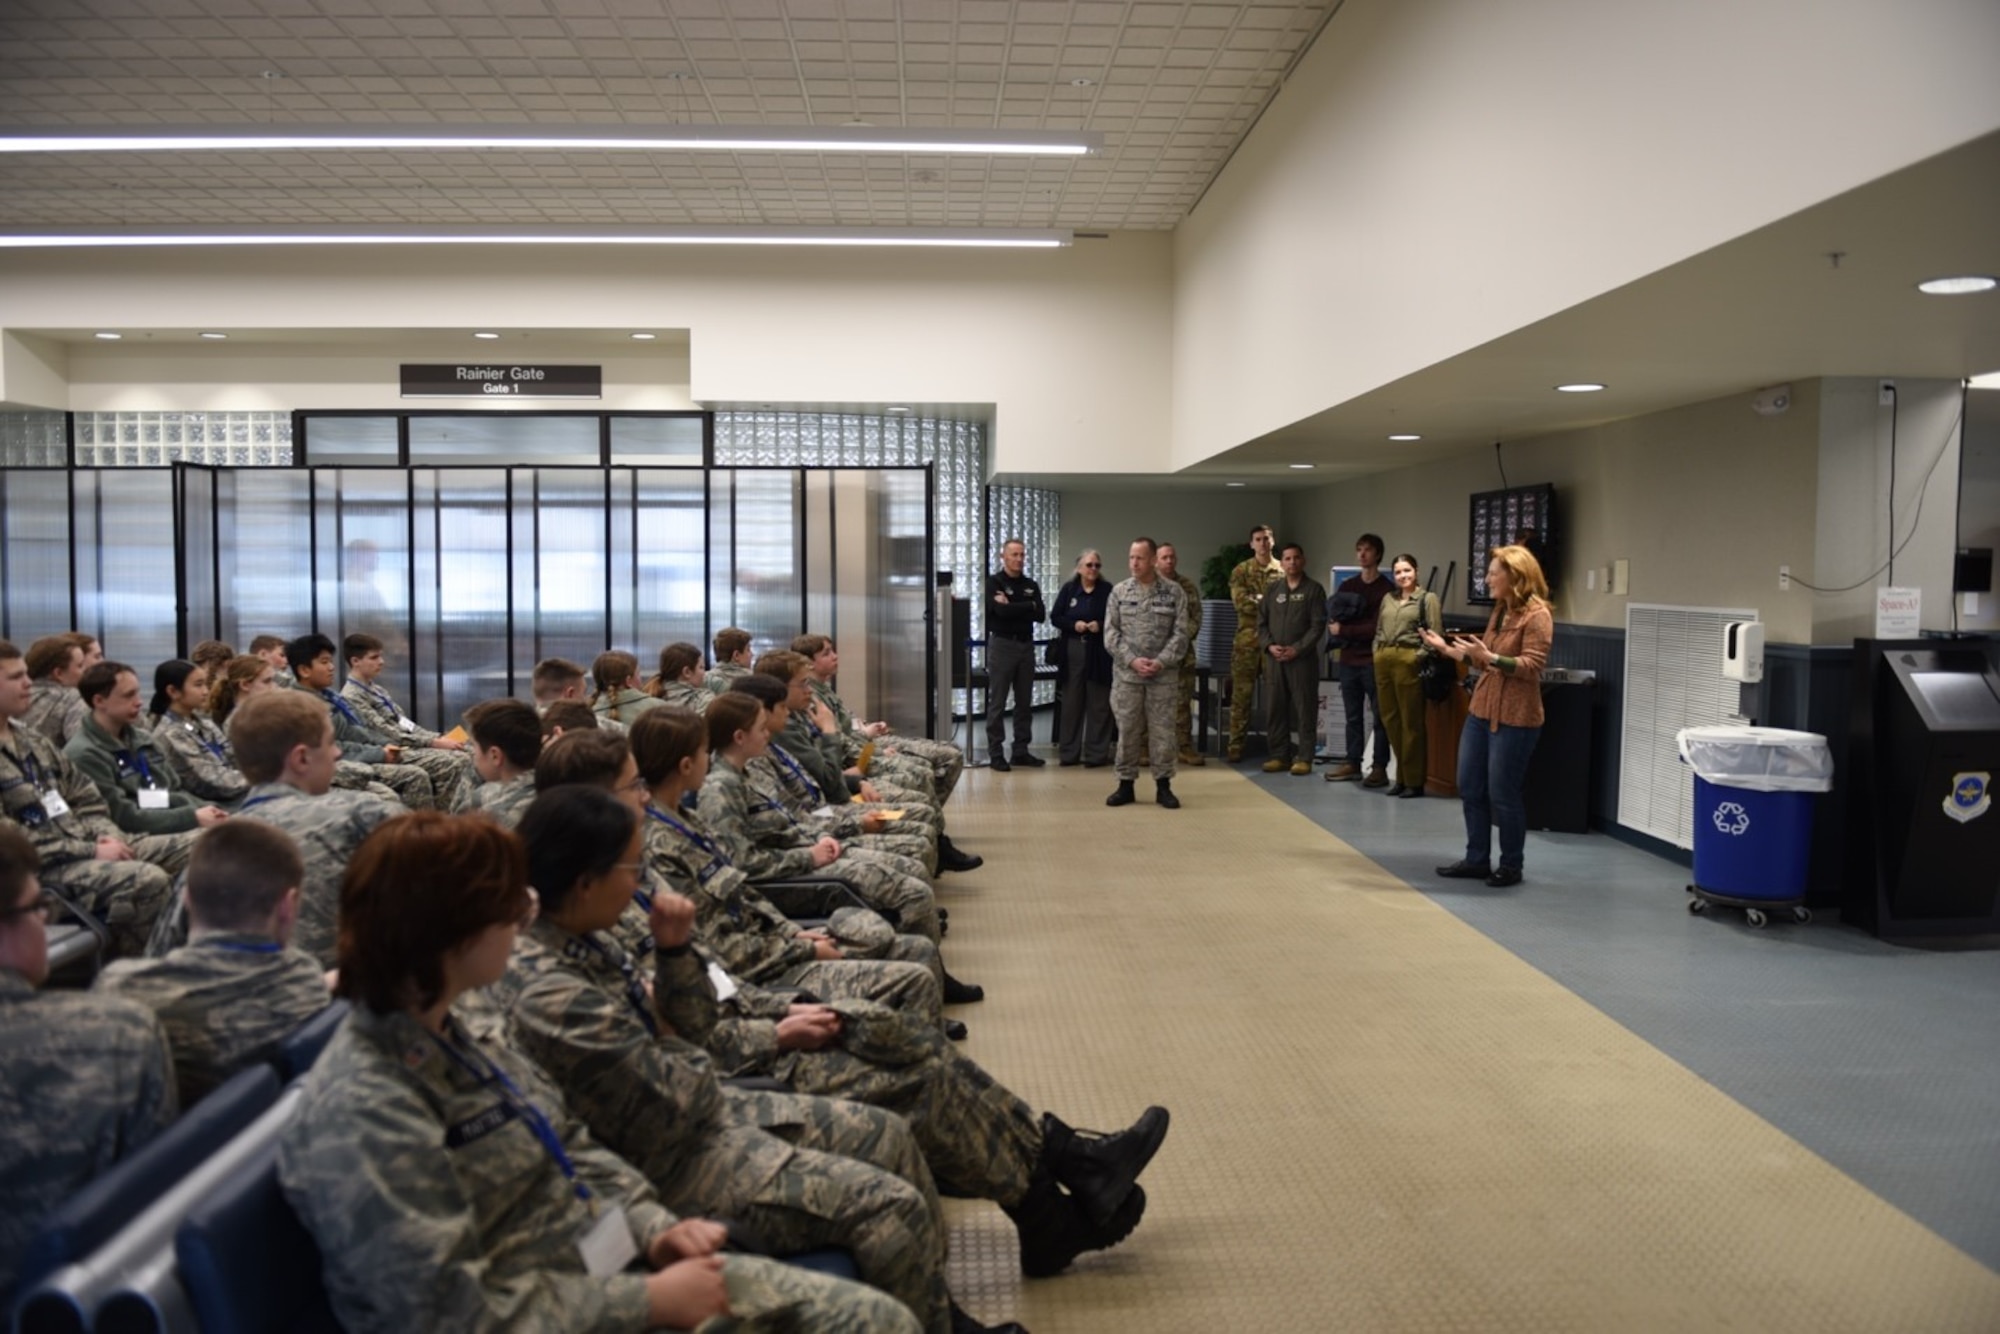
444, 1101, 519, 1149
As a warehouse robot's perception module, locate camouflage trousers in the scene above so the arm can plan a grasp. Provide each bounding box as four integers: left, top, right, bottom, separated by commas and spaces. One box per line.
1132, 670, 1200, 764
1228, 630, 1264, 752
330, 761, 400, 804
769, 997, 1043, 1207
830, 848, 941, 943
670, 1113, 948, 1334
715, 1252, 923, 1334
1112, 673, 1180, 782
42, 847, 180, 958
399, 747, 477, 813
778, 957, 942, 1029
337, 758, 433, 809
878, 735, 963, 804
865, 753, 938, 808
820, 906, 945, 1002
848, 830, 937, 877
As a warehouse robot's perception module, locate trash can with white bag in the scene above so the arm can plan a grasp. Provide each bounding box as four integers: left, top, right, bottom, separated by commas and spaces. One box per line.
1676, 725, 1834, 927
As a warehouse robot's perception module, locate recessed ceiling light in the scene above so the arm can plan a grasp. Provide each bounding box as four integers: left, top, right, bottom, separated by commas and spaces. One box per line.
629, 332, 657, 340
1917, 275, 1997, 296
1226, 481, 1246, 487
199, 331, 227, 339
473, 331, 500, 340
1288, 463, 1315, 470
885, 406, 912, 414
1388, 433, 1421, 441
1070, 78, 1097, 87
1555, 382, 1606, 393
94, 331, 120, 340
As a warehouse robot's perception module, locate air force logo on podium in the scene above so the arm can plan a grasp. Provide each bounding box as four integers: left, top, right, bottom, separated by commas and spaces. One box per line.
1943, 772, 1990, 824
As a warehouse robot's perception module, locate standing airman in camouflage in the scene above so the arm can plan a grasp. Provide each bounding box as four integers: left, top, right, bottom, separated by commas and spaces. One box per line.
227, 691, 400, 966
1227, 524, 1284, 761
1105, 538, 1190, 809
0, 641, 176, 958
1151, 543, 1206, 767
1, 823, 178, 1308
96, 821, 330, 1107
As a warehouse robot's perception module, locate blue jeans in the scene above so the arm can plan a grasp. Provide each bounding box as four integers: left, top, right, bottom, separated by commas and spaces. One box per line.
1457, 718, 1542, 871
1339, 660, 1388, 767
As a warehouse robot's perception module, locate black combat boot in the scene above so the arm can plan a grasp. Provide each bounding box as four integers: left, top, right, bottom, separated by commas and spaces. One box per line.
1003, 1169, 1147, 1278
1155, 779, 1180, 810
941, 968, 985, 1004
938, 834, 983, 873
951, 1299, 1029, 1334
1105, 780, 1136, 807
1040, 1107, 1170, 1227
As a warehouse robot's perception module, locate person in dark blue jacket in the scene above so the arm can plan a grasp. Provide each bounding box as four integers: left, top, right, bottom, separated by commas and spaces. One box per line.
1049, 551, 1114, 767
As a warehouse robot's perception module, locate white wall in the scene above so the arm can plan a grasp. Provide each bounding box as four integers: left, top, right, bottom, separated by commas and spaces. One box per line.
0, 232, 1173, 475
1280, 386, 1825, 643
1172, 0, 2000, 467
1057, 486, 1287, 593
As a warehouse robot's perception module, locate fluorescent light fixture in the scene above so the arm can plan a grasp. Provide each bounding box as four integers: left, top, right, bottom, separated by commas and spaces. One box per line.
1225, 481, 1246, 487
199, 331, 227, 339
93, 331, 120, 340
1388, 433, 1421, 441
1555, 382, 1606, 393
0, 225, 1071, 250
1917, 275, 1997, 296
1288, 463, 1315, 470
0, 123, 1101, 158
629, 332, 657, 340
885, 406, 912, 414
1970, 370, 2000, 390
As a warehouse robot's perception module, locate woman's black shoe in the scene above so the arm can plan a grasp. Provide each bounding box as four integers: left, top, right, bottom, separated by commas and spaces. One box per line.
1485, 867, 1523, 887
1435, 860, 1492, 879
1385, 782, 1406, 796
1397, 788, 1424, 799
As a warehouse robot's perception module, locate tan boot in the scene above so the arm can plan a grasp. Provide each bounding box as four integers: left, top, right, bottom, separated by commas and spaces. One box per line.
1289, 759, 1312, 776
1260, 758, 1288, 773
1178, 749, 1206, 767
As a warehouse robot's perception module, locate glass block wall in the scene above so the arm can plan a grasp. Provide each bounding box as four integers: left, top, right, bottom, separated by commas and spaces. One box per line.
0, 411, 67, 466
73, 411, 294, 467
986, 484, 1062, 706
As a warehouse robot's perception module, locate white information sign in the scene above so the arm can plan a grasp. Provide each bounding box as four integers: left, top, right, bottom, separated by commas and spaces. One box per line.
1875, 587, 1920, 638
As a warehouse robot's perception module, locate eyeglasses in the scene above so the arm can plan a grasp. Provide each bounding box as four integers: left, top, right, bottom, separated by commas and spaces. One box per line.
0, 889, 57, 922
619, 774, 649, 794
1082, 562, 1101, 568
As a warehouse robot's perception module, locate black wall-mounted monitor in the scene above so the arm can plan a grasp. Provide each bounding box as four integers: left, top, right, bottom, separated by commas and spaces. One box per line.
1469, 483, 1558, 605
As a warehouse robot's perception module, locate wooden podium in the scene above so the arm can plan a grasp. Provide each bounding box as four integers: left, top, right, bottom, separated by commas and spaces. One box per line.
1423, 660, 1471, 797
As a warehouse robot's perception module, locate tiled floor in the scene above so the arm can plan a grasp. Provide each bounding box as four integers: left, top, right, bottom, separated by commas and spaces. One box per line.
932, 754, 2000, 1332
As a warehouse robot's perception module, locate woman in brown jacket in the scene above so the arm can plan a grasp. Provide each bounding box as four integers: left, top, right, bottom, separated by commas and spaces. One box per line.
1420, 544, 1554, 887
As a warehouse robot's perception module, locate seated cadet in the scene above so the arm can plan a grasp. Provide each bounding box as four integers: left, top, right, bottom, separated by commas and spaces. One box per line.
650, 643, 714, 713
591, 650, 663, 728
705, 627, 755, 694
507, 787, 1023, 1334
461, 698, 541, 828
65, 661, 228, 843
280, 811, 917, 1334
188, 639, 235, 680
338, 633, 476, 811
0, 823, 178, 1309
0, 640, 176, 957
285, 633, 436, 810
96, 820, 330, 1106
146, 659, 250, 806
727, 673, 939, 875
760, 651, 982, 874
699, 693, 943, 949
246, 634, 295, 690
629, 708, 948, 1031
22, 633, 96, 747
228, 690, 400, 967
540, 698, 599, 737
794, 633, 965, 803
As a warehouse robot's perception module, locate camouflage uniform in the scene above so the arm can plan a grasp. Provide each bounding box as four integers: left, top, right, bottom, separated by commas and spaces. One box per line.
145, 710, 250, 805
778, 713, 940, 815
295, 685, 435, 810
494, 922, 950, 1334
335, 680, 475, 812
592, 688, 664, 728
658, 680, 715, 713
1134, 571, 1205, 766
808, 679, 963, 803
1105, 575, 1189, 783
1, 970, 178, 1307
65, 715, 209, 837
465, 772, 538, 830
232, 780, 399, 966
698, 758, 941, 947
0, 720, 177, 957
753, 747, 938, 874
330, 760, 404, 804
704, 662, 751, 694
21, 678, 86, 748
641, 804, 942, 1024
657, 946, 1043, 1206
279, 1004, 918, 1334
96, 932, 331, 1106
1227, 555, 1283, 757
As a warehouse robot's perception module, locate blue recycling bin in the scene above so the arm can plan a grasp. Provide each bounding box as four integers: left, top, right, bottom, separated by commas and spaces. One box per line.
1678, 726, 1833, 924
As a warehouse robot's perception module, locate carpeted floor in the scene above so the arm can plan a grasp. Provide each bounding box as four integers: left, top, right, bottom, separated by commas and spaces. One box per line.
929, 757, 2000, 1333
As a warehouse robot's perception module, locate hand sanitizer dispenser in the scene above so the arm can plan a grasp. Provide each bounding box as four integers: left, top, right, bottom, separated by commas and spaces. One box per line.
1722, 620, 1764, 683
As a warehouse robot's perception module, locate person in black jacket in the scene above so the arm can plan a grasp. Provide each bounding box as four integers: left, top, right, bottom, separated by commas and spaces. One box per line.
1049, 551, 1115, 767
984, 539, 1048, 771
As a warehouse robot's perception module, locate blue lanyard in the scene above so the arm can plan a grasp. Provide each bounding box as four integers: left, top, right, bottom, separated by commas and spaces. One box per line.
183, 719, 228, 759
322, 690, 363, 726
116, 747, 157, 787
770, 745, 822, 803
236, 793, 282, 812
360, 681, 403, 720
5, 745, 46, 790
565, 934, 656, 1037
645, 804, 722, 858
428, 1028, 590, 1204
203, 938, 283, 954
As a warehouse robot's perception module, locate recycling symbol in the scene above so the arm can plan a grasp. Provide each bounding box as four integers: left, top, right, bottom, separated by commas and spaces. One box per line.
1712, 801, 1751, 836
